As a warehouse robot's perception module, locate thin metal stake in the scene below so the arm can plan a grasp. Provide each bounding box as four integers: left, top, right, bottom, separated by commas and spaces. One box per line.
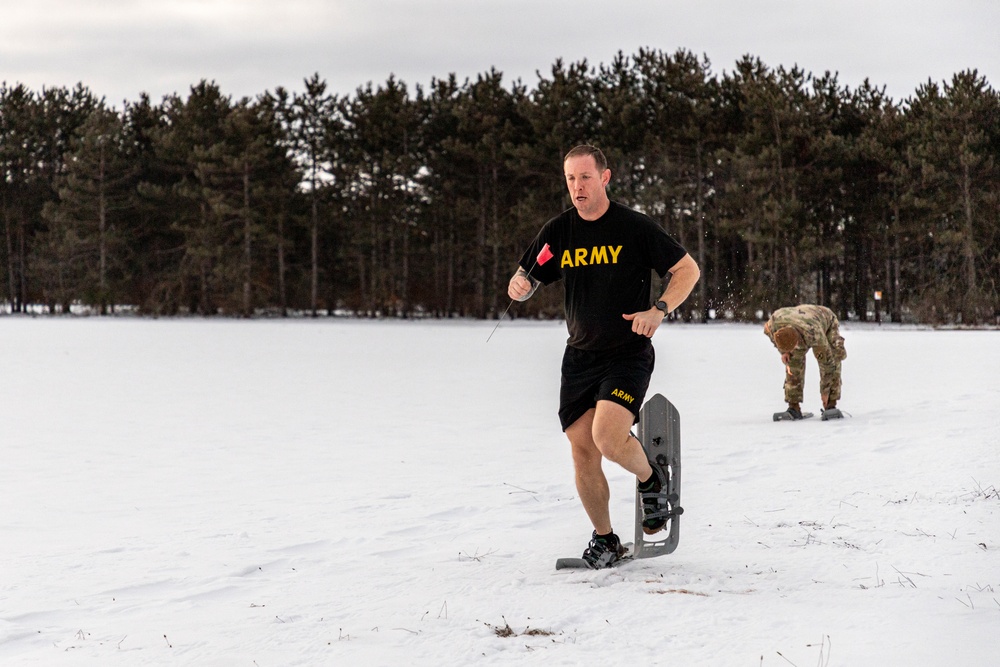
486, 299, 517, 342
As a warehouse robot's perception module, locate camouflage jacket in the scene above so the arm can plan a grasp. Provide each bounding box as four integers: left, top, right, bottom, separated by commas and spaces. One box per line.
764, 304, 842, 354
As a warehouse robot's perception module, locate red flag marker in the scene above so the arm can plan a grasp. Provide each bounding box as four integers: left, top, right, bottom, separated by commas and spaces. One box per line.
537, 243, 553, 266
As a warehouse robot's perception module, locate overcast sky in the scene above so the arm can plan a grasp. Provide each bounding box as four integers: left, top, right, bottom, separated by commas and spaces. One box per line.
2, 0, 997, 106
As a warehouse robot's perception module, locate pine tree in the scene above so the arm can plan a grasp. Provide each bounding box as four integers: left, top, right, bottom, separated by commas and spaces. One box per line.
286, 75, 340, 316
39, 105, 138, 313
149, 81, 235, 314
906, 71, 1000, 323
340, 77, 423, 317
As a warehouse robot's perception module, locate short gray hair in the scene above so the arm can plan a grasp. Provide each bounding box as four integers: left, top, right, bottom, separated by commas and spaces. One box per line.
563, 144, 608, 171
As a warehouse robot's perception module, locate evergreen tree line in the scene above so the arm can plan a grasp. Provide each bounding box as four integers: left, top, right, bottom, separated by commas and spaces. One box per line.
2, 49, 999, 323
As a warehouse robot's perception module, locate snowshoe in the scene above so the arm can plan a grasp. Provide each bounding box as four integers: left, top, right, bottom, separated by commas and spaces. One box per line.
773, 407, 813, 421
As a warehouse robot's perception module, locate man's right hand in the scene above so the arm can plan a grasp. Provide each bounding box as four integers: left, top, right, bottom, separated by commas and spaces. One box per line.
508, 273, 534, 301
780, 352, 794, 376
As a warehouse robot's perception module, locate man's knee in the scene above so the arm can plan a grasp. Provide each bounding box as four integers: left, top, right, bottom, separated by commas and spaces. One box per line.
569, 441, 605, 480
589, 426, 632, 465
566, 421, 603, 468
590, 403, 636, 460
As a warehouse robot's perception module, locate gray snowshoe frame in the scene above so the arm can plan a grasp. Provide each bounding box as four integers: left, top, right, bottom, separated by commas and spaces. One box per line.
633, 393, 683, 559
773, 409, 814, 421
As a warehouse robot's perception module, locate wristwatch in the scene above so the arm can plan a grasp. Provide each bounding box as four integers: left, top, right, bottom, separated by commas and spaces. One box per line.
655, 300, 668, 314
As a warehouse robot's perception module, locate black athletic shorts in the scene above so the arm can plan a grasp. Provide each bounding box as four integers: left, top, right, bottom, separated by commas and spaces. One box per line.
558, 337, 655, 431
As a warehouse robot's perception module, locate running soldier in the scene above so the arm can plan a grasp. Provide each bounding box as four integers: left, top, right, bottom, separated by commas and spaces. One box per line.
508, 144, 700, 567
763, 304, 847, 421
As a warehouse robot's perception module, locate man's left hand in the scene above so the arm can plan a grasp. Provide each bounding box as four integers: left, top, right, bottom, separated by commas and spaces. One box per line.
623, 308, 665, 338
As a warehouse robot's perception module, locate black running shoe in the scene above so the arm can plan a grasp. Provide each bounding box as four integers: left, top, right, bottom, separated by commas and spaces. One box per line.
582, 531, 626, 569
639, 466, 669, 535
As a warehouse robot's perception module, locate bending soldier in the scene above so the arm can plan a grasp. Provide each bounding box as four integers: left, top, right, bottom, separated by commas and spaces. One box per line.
763, 305, 847, 421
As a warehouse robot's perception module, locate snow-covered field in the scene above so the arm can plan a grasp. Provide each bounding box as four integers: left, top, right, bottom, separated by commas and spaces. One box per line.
1, 316, 997, 666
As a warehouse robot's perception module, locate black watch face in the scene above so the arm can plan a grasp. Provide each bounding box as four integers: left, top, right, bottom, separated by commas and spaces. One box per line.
656, 301, 667, 312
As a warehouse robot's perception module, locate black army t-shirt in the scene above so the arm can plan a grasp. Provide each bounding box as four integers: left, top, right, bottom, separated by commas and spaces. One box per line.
518, 201, 688, 351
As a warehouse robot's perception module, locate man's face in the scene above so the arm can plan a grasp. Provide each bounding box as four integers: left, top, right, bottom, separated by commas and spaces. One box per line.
564, 154, 610, 220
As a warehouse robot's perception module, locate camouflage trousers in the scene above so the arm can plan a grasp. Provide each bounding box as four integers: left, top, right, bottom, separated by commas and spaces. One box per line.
784, 345, 842, 406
